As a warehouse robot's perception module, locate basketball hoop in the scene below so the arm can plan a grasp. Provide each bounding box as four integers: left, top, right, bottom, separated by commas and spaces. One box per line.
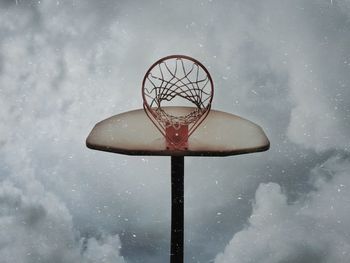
142, 55, 214, 150
86, 54, 269, 263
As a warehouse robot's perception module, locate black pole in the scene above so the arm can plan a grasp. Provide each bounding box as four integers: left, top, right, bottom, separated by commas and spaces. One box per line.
170, 156, 184, 263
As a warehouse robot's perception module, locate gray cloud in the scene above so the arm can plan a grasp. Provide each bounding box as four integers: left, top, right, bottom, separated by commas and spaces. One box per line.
215, 156, 350, 263
0, 178, 125, 263
1, 0, 350, 262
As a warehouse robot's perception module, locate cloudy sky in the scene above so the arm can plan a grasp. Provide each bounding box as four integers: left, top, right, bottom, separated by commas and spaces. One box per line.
1, 0, 350, 262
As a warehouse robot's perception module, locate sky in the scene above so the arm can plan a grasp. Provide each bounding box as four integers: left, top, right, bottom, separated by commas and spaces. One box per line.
0, 0, 350, 262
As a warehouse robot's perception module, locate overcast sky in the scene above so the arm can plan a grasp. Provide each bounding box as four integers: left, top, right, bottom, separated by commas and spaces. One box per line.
1, 0, 350, 262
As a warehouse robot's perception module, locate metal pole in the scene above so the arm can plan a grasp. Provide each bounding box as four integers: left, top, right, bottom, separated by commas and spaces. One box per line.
170, 156, 184, 263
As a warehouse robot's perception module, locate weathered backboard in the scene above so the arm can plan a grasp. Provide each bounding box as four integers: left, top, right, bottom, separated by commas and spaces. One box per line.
86, 106, 270, 156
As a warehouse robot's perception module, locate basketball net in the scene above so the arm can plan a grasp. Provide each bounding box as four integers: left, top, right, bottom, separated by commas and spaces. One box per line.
142, 55, 214, 150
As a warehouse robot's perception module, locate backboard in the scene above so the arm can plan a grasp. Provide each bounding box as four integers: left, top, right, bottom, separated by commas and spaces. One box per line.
86, 106, 270, 156
86, 55, 269, 156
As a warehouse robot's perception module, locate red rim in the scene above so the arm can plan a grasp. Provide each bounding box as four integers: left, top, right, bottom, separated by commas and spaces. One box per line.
142, 54, 214, 112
